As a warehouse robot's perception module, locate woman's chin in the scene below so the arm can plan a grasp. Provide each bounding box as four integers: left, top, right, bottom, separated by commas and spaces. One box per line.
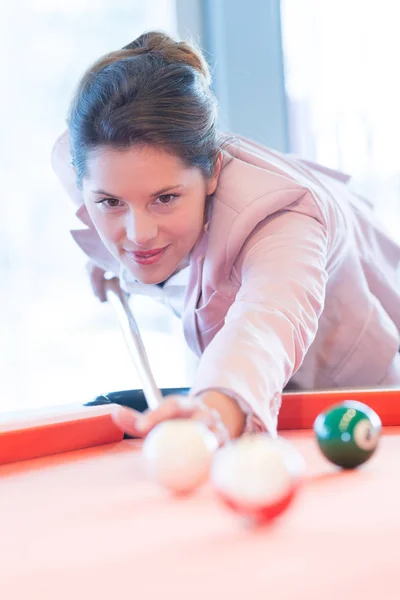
124, 260, 179, 286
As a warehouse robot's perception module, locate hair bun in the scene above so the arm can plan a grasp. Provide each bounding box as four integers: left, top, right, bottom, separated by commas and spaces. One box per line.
122, 31, 211, 88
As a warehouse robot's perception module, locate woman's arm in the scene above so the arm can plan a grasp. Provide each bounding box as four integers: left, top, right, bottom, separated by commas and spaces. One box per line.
113, 207, 328, 441
191, 207, 329, 435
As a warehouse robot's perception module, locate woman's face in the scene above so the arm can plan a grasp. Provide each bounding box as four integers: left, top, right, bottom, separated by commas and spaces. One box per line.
82, 145, 221, 284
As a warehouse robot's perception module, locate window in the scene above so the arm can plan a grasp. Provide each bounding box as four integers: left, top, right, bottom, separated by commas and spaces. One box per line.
281, 0, 400, 241
1, 0, 197, 414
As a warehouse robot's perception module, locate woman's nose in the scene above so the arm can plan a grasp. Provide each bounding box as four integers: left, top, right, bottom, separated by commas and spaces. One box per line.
125, 211, 158, 246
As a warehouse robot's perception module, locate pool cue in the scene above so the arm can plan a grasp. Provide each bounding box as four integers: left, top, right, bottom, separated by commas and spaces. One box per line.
104, 278, 163, 410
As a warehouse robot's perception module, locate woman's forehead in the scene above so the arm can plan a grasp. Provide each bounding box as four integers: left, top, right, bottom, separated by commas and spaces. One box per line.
84, 145, 202, 195
88, 145, 184, 172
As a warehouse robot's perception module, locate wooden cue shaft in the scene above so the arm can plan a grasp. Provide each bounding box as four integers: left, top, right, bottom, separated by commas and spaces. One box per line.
104, 278, 163, 410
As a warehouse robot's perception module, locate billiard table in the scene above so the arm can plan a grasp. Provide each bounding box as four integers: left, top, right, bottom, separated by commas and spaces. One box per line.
1, 388, 399, 599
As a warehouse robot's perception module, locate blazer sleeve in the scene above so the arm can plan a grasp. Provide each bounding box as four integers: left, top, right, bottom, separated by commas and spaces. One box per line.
190, 208, 329, 435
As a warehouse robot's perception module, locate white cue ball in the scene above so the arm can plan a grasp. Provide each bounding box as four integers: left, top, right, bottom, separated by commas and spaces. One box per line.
142, 419, 219, 494
210, 434, 305, 522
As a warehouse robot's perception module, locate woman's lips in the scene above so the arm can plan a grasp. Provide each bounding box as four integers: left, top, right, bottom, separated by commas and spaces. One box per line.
126, 246, 168, 266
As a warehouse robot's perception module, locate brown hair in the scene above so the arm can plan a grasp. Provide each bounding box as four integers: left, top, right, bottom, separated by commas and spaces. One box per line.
67, 31, 220, 188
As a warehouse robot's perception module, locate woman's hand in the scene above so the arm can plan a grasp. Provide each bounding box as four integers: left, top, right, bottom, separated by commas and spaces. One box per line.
112, 391, 246, 445
86, 261, 109, 302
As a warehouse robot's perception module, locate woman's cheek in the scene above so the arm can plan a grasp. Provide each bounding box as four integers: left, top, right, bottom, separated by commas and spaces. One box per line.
102, 223, 125, 248
173, 206, 203, 237
88, 213, 124, 252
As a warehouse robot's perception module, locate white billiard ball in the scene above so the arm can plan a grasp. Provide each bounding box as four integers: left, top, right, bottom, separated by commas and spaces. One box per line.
210, 434, 305, 522
142, 419, 219, 494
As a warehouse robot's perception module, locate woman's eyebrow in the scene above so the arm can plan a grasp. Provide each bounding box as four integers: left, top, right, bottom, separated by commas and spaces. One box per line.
92, 189, 123, 199
92, 184, 183, 199
149, 184, 183, 197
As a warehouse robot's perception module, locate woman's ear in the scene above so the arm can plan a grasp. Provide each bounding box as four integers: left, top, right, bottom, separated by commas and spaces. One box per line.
206, 151, 223, 196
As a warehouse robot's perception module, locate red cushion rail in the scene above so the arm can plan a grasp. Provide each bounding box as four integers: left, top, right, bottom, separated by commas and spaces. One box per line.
1, 388, 399, 466
279, 387, 400, 430
0, 405, 123, 466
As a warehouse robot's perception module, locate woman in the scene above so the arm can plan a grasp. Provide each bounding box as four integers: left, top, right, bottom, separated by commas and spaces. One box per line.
52, 31, 400, 443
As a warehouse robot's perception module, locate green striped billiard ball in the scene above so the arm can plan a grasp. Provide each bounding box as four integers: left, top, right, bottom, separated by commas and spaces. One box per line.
313, 401, 382, 469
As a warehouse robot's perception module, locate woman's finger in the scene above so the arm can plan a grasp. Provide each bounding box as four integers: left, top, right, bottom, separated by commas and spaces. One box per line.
111, 405, 145, 437
86, 262, 107, 302
135, 395, 200, 433
111, 396, 199, 438
111, 396, 230, 446
138, 396, 230, 445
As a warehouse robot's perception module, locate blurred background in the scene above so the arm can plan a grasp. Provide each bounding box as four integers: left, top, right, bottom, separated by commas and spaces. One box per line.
1, 0, 399, 413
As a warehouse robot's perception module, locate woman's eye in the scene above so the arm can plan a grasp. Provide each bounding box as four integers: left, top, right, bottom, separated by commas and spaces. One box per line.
156, 193, 179, 205
95, 198, 121, 208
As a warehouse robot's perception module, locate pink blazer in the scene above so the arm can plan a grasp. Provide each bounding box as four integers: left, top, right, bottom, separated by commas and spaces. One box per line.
52, 133, 400, 434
